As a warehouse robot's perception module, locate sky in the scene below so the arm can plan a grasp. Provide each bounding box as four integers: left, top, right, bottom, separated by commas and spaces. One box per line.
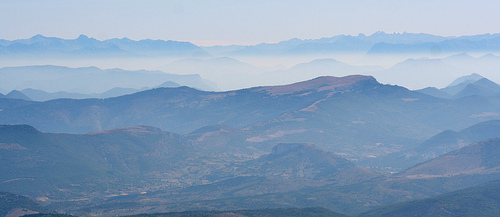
1, 0, 500, 46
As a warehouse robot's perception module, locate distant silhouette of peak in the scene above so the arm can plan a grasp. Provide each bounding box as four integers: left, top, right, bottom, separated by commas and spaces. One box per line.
30, 34, 46, 39
76, 34, 91, 40
0, 124, 41, 135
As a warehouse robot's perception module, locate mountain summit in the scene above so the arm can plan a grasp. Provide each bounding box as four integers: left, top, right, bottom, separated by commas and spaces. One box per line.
256, 75, 379, 95
226, 143, 381, 183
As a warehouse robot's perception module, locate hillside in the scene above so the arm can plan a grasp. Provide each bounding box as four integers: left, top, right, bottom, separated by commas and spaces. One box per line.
125, 207, 348, 217
398, 137, 500, 179
211, 143, 381, 184
453, 78, 500, 99
0, 191, 49, 217
367, 120, 500, 170
2, 75, 500, 165
0, 125, 374, 216
437, 74, 500, 99
0, 125, 211, 203
4, 126, 500, 216
59, 143, 379, 216
5, 91, 32, 101
358, 179, 500, 217
415, 87, 451, 99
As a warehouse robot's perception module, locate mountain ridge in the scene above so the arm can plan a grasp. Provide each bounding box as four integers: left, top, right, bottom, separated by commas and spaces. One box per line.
0, 34, 208, 58
358, 179, 500, 217
368, 120, 500, 170
0, 65, 216, 94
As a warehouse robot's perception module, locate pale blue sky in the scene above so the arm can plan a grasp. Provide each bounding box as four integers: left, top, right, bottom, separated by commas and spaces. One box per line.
1, 0, 499, 45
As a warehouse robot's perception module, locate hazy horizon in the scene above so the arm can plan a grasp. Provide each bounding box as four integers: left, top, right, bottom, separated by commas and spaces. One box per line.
1, 0, 500, 45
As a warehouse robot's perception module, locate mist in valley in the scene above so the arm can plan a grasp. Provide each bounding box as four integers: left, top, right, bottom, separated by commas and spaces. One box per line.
1, 36, 499, 94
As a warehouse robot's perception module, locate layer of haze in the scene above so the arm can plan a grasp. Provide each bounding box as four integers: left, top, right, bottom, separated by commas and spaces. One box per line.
1, 0, 499, 91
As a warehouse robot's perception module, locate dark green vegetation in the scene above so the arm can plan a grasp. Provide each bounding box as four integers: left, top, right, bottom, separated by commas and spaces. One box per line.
125, 207, 348, 217
0, 191, 48, 217
359, 179, 500, 217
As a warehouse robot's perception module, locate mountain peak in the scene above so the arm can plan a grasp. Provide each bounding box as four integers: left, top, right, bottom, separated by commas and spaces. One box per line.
245, 143, 380, 182
77, 34, 90, 40
452, 77, 500, 98
271, 143, 316, 155
446, 73, 485, 88
0, 125, 41, 135
85, 126, 162, 135
450, 52, 473, 58
30, 34, 46, 40
474, 77, 500, 87
480, 53, 498, 59
268, 143, 354, 169
6, 90, 32, 101
371, 31, 387, 36
189, 124, 238, 135
256, 75, 379, 95
309, 58, 344, 64
400, 137, 500, 178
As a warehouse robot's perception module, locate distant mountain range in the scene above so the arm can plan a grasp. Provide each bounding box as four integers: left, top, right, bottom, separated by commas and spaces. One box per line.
366, 36, 500, 55
2, 32, 499, 60
0, 35, 208, 58
416, 73, 500, 99
163, 53, 500, 91
204, 32, 500, 56
0, 65, 216, 94
2, 49, 499, 93
17, 81, 181, 102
